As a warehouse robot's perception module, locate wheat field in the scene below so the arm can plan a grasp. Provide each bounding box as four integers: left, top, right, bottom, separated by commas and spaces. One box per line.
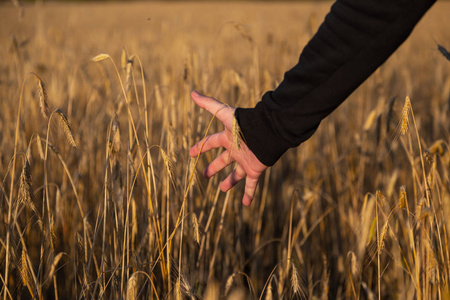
0, 1, 450, 299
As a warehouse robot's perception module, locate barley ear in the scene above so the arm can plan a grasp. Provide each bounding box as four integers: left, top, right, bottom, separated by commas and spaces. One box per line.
55, 109, 77, 147
50, 214, 57, 251
160, 147, 174, 185
126, 273, 138, 300
224, 273, 236, 296
19, 159, 40, 218
92, 53, 111, 62
264, 277, 273, 300
424, 150, 434, 164
399, 186, 407, 209
37, 77, 49, 119
363, 110, 377, 131
290, 262, 301, 295
121, 48, 128, 71
347, 251, 358, 277
36, 134, 45, 160
19, 247, 30, 288
111, 115, 121, 154
424, 240, 439, 283
232, 116, 241, 150
429, 139, 445, 156
48, 252, 64, 280
18, 160, 32, 206
376, 190, 386, 208
175, 277, 182, 300
378, 222, 389, 255
427, 161, 435, 188
191, 213, 200, 244
400, 96, 411, 135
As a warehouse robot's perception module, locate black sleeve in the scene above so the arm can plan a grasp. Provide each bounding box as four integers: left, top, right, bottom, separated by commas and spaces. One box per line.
235, 0, 436, 166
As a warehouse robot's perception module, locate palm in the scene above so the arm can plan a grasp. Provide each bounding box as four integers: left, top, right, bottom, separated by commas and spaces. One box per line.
189, 91, 267, 206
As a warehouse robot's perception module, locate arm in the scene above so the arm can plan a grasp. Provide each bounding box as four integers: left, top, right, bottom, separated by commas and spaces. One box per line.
236, 0, 436, 167
191, 0, 436, 205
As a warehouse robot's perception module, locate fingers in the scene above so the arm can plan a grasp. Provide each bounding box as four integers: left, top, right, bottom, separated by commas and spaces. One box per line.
191, 91, 235, 124
220, 167, 259, 206
203, 150, 234, 178
189, 132, 226, 157
220, 165, 246, 192
242, 176, 259, 206
190, 90, 261, 206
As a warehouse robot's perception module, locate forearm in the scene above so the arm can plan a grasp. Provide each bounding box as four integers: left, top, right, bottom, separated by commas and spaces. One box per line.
236, 0, 436, 166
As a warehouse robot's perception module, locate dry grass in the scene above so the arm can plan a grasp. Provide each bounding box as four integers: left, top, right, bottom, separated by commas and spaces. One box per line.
0, 1, 450, 299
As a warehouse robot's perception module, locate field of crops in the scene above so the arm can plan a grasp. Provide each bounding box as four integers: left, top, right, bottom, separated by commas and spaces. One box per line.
0, 1, 449, 299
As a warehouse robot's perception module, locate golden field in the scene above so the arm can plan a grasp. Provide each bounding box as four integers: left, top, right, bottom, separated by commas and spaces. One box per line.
0, 1, 449, 299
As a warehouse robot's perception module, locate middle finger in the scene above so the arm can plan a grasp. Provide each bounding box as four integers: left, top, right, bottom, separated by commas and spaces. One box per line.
189, 131, 227, 157
203, 150, 235, 178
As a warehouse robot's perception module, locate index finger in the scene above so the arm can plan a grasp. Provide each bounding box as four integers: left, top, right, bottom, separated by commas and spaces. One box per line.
191, 91, 235, 125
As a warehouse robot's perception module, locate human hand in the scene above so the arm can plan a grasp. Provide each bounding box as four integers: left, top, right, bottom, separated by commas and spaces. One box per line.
189, 91, 268, 206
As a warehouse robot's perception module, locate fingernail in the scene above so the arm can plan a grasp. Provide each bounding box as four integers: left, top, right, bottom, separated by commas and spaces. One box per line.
192, 90, 202, 96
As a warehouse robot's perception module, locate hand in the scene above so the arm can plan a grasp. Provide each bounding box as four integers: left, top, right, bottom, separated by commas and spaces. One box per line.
189, 91, 268, 206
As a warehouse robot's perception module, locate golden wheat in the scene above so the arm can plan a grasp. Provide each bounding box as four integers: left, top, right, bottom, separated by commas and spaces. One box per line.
0, 2, 448, 299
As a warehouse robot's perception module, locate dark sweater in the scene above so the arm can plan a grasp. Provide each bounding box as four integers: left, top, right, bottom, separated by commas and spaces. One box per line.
235, 0, 436, 166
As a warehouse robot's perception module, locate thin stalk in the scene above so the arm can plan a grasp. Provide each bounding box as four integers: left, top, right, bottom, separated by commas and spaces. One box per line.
4, 73, 31, 300
376, 198, 381, 300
